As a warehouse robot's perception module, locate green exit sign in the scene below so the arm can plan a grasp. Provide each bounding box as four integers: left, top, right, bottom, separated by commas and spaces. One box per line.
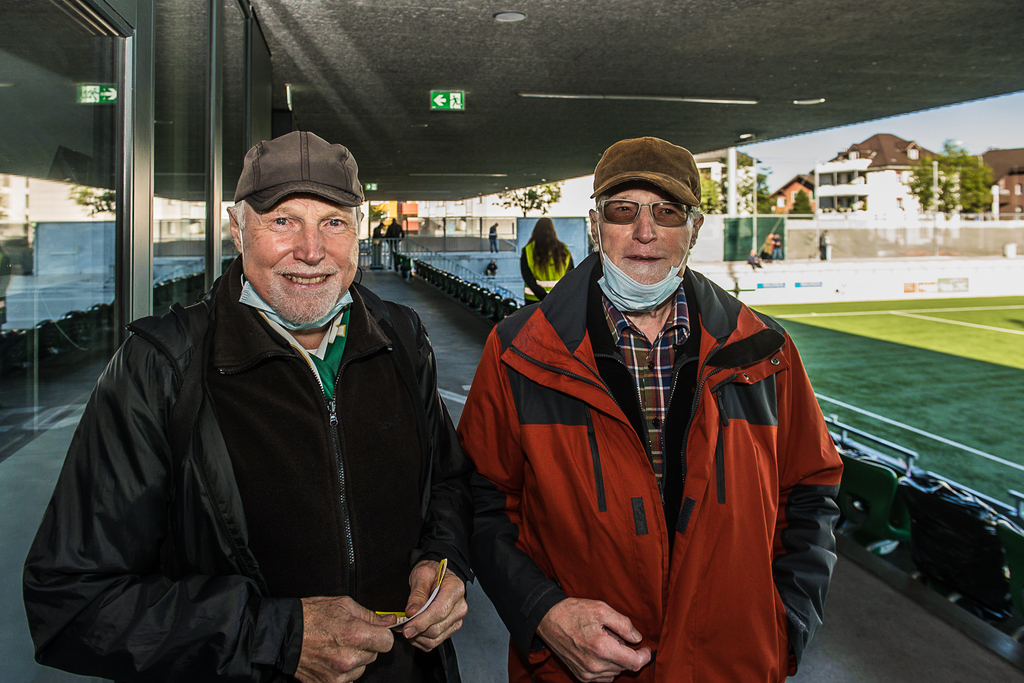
365, 183, 378, 191
430, 90, 465, 111
77, 84, 117, 104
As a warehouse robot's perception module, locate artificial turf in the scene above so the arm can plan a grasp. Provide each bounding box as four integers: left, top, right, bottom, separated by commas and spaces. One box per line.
751, 297, 1024, 505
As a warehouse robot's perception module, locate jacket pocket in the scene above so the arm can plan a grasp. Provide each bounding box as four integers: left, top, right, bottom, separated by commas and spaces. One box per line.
585, 407, 606, 512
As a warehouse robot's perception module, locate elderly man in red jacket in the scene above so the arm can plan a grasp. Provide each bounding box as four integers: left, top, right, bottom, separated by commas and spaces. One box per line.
458, 137, 842, 683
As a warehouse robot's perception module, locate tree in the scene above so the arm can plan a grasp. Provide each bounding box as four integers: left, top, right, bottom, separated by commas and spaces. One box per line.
721, 154, 772, 214
70, 186, 116, 217
908, 140, 994, 215
497, 181, 562, 216
700, 175, 723, 214
791, 189, 812, 214
368, 202, 387, 221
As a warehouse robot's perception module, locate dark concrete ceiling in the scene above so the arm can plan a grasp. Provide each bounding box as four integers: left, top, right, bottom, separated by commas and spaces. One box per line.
251, 0, 1024, 201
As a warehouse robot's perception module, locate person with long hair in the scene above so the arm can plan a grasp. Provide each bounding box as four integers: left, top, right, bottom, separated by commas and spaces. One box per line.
520, 217, 574, 302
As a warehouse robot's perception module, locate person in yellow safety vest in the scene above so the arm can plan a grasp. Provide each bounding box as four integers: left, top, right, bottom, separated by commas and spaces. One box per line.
520, 217, 574, 303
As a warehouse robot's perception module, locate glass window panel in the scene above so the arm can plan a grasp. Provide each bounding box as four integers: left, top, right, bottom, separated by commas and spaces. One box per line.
0, 3, 122, 677
153, 0, 208, 312
0, 0, 121, 460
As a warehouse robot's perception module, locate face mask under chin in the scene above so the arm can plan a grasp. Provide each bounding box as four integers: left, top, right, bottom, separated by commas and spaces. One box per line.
595, 225, 687, 314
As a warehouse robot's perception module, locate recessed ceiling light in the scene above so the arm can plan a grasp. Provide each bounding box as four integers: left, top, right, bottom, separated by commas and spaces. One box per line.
410, 123, 429, 128
493, 11, 526, 22
793, 97, 826, 105
738, 133, 755, 140
519, 92, 758, 105
409, 173, 508, 177
0, 82, 15, 88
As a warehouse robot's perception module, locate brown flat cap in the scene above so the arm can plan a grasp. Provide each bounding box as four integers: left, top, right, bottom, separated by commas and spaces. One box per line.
592, 137, 701, 207
234, 131, 363, 211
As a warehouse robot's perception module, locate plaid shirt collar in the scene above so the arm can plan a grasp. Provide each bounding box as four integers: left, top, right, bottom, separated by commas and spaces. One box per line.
602, 285, 690, 347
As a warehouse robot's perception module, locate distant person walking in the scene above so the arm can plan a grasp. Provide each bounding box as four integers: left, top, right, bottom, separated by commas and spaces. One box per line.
819, 230, 833, 261
489, 222, 499, 253
386, 218, 403, 239
521, 217, 573, 303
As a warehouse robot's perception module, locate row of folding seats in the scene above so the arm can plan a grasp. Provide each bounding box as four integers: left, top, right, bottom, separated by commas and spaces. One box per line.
412, 259, 520, 322
837, 450, 1024, 630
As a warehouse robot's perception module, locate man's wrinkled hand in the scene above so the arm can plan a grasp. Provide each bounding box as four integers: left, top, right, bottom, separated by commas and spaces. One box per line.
401, 560, 467, 651
536, 597, 652, 683
295, 596, 396, 683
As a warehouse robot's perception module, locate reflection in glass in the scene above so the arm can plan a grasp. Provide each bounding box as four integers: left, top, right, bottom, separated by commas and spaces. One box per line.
153, 0, 208, 312
221, 0, 246, 265
0, 0, 121, 463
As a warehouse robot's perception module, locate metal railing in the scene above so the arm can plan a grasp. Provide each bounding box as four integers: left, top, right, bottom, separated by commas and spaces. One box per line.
362, 238, 522, 303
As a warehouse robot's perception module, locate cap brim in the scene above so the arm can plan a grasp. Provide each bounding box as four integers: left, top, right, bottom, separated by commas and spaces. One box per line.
244, 180, 363, 212
591, 171, 699, 207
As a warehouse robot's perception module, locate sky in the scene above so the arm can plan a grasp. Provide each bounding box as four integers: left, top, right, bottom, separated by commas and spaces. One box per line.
739, 90, 1024, 193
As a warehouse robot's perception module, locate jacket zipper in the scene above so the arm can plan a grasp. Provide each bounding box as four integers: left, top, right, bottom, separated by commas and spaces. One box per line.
330, 342, 390, 574
669, 341, 725, 499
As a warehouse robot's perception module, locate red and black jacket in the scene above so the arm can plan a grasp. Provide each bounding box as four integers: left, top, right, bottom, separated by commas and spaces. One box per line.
458, 253, 842, 682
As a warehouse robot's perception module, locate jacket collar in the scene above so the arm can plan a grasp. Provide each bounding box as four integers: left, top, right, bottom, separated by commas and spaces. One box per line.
211, 258, 392, 372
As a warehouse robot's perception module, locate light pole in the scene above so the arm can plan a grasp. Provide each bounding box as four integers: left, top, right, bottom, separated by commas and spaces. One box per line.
932, 160, 940, 256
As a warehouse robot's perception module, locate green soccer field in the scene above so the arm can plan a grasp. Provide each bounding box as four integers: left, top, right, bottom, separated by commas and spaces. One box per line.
752, 296, 1024, 507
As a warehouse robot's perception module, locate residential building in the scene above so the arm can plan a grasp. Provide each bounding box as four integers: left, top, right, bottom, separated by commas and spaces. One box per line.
816, 134, 935, 215
770, 174, 816, 213
982, 147, 1024, 216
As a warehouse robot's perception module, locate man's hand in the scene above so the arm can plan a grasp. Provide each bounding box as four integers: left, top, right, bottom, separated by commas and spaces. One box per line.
536, 598, 652, 683
295, 596, 396, 683
401, 560, 468, 651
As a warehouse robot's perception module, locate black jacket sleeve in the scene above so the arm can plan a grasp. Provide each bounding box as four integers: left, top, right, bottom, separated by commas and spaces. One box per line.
22, 335, 301, 682
406, 310, 474, 583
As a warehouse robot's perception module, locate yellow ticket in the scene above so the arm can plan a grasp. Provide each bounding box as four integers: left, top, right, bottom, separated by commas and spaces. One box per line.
376, 558, 447, 627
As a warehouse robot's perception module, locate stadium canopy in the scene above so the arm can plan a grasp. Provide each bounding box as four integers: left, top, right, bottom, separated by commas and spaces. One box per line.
252, 0, 1024, 200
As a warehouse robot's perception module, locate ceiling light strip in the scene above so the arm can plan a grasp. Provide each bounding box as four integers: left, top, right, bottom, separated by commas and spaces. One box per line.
519, 92, 758, 105
409, 173, 508, 177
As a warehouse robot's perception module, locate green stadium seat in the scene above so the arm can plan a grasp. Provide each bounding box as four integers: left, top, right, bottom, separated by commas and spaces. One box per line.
997, 518, 1024, 629
837, 452, 912, 552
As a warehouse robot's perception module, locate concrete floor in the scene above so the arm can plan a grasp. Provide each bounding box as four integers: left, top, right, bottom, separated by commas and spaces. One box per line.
2, 268, 1023, 682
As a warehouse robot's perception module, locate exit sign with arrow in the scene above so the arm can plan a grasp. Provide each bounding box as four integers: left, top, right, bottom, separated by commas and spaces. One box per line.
430, 90, 465, 111
77, 84, 118, 104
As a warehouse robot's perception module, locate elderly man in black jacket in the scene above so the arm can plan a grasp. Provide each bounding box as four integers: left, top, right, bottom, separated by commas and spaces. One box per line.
23, 131, 473, 683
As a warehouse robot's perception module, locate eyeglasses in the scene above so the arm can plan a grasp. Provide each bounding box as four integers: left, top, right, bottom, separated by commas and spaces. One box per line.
598, 199, 692, 227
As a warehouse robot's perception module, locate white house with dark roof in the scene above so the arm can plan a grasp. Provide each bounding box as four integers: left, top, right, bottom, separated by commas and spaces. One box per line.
815, 134, 935, 216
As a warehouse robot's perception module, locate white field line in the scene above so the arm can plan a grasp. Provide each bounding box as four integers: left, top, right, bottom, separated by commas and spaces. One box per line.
817, 393, 1024, 473
438, 389, 468, 405
889, 310, 1024, 336
777, 304, 1024, 319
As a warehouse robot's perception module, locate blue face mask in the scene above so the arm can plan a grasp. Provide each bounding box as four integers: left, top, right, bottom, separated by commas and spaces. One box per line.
239, 281, 353, 330
596, 228, 686, 313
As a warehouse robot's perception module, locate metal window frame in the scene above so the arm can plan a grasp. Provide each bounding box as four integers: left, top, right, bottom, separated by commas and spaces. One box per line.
70, 0, 259, 331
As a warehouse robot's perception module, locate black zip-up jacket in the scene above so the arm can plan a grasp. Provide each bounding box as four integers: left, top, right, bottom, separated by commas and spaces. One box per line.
23, 263, 473, 682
